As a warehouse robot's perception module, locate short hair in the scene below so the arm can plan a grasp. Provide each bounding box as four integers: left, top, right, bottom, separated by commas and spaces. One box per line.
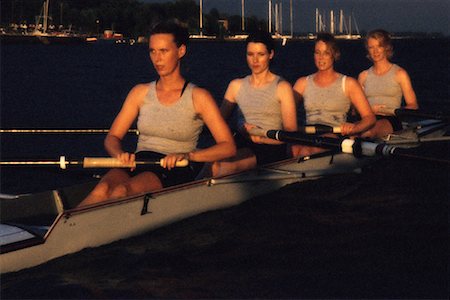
150, 20, 189, 48
246, 30, 275, 53
315, 32, 341, 61
365, 29, 394, 60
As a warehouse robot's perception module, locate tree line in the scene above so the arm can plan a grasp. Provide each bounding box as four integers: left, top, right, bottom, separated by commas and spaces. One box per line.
1, 0, 266, 37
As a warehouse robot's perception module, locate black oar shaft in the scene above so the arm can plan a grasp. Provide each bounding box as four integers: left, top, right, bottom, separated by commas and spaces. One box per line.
266, 130, 399, 158
267, 130, 343, 149
394, 108, 450, 122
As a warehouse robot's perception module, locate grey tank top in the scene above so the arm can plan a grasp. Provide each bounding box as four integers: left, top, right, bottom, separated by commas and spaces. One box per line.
303, 74, 350, 127
136, 82, 203, 154
364, 64, 402, 112
235, 75, 283, 130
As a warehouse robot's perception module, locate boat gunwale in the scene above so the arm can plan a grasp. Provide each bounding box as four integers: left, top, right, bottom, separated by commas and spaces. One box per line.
62, 155, 319, 215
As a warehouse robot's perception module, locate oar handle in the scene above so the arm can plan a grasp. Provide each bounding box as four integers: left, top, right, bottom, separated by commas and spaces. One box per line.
248, 127, 267, 137
301, 125, 341, 134
82, 157, 189, 168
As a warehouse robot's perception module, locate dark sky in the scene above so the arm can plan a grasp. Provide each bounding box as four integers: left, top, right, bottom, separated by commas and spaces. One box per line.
142, 0, 449, 35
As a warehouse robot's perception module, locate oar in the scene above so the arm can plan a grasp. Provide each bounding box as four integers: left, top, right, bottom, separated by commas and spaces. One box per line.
375, 108, 450, 122
250, 128, 450, 163
394, 108, 450, 122
0, 129, 140, 135
0, 156, 189, 169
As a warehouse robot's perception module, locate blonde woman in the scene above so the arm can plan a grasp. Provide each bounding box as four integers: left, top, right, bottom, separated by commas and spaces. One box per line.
359, 29, 418, 138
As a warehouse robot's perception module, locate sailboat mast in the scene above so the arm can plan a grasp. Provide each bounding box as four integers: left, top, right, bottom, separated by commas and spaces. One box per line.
315, 8, 318, 33
330, 10, 334, 34
274, 2, 278, 34
268, 0, 272, 33
290, 0, 293, 37
279, 1, 283, 35
241, 0, 245, 32
43, 0, 49, 33
199, 0, 203, 36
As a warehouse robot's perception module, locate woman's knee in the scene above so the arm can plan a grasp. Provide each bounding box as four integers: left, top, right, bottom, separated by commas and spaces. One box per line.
127, 172, 163, 194
89, 181, 111, 198
211, 161, 222, 177
110, 184, 130, 199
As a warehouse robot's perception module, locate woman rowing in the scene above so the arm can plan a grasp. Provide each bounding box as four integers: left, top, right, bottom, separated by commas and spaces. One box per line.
293, 32, 375, 156
79, 21, 236, 206
358, 29, 418, 138
211, 30, 300, 176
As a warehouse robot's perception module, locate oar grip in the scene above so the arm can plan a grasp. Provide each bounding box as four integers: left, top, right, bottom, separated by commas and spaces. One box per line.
82, 157, 189, 168
302, 125, 342, 134
83, 157, 136, 168
248, 127, 268, 138
332, 126, 342, 134
169, 159, 189, 167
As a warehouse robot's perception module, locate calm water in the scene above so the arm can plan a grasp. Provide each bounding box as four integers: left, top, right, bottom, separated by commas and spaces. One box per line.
0, 39, 448, 298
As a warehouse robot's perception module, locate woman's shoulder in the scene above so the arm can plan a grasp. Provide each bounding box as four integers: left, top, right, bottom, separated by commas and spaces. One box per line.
293, 75, 309, 93
294, 74, 311, 85
276, 78, 293, 90
342, 74, 359, 87
131, 82, 151, 93
386, 64, 410, 84
358, 69, 370, 81
227, 77, 245, 92
230, 76, 246, 85
393, 64, 408, 77
125, 83, 151, 106
191, 85, 211, 98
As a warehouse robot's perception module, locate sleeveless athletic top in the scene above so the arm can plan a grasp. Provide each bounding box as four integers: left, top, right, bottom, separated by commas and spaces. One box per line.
364, 64, 402, 112
136, 82, 203, 154
303, 74, 350, 127
235, 75, 283, 130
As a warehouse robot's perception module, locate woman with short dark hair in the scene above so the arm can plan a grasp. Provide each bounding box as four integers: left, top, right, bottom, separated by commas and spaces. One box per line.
211, 30, 300, 176
79, 21, 236, 206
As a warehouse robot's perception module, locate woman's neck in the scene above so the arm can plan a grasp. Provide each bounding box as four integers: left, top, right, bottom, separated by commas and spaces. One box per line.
250, 70, 275, 87
313, 68, 340, 87
157, 73, 185, 91
373, 60, 393, 75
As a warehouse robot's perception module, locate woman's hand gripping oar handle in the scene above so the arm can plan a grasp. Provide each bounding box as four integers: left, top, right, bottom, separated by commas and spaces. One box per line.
82, 157, 189, 168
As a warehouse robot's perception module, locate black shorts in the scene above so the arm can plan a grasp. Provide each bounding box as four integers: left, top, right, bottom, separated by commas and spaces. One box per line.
376, 115, 403, 131
234, 133, 288, 164
131, 151, 203, 187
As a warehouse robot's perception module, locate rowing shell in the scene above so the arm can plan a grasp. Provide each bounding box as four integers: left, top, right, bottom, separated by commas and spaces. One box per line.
0, 119, 447, 274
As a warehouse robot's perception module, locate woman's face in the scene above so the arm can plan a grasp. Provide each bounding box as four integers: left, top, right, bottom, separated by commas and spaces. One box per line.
314, 40, 334, 71
149, 33, 185, 77
246, 42, 273, 75
367, 37, 388, 62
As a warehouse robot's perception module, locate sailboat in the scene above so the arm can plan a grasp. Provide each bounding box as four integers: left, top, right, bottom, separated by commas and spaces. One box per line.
311, 8, 361, 40
0, 0, 87, 45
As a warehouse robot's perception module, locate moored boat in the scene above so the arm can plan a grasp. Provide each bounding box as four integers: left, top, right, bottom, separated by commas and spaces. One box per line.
0, 119, 448, 274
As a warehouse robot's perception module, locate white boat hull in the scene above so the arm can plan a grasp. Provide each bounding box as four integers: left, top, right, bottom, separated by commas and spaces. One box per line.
0, 152, 370, 273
